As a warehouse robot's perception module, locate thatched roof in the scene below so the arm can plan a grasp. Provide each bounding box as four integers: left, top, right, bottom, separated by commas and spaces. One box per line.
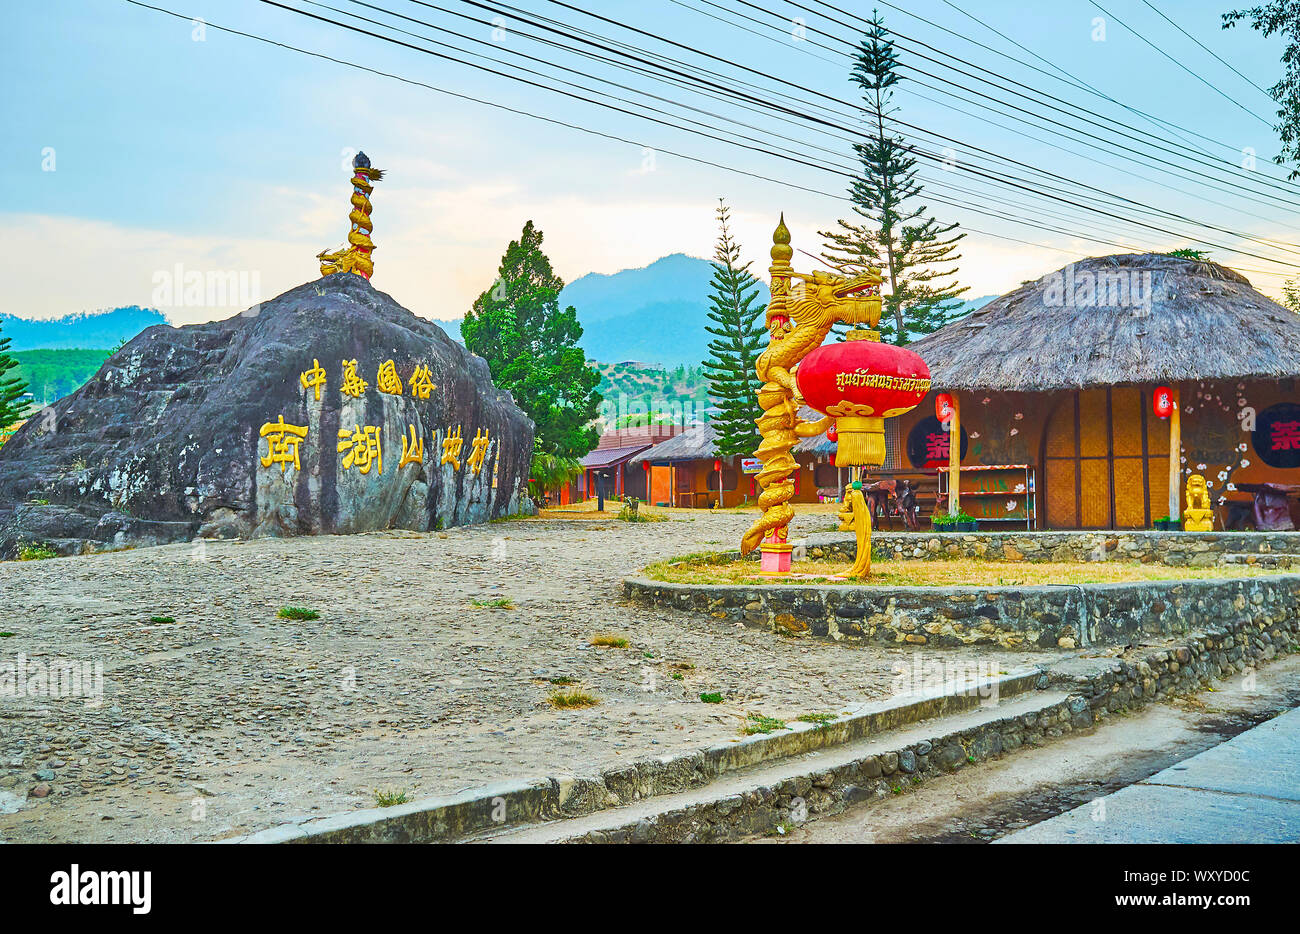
640, 424, 718, 463
909, 253, 1300, 392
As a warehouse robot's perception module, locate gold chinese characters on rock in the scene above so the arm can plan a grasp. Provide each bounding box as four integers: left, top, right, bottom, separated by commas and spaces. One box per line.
260, 358, 496, 485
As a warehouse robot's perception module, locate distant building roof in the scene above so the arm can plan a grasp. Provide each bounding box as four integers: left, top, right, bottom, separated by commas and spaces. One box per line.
640, 424, 719, 463
579, 444, 652, 469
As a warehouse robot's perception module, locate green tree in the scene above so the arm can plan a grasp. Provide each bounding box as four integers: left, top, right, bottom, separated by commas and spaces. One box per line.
701, 198, 766, 457
1224, 2, 1300, 178
1282, 278, 1300, 313
819, 12, 967, 344
0, 321, 28, 429
461, 220, 602, 460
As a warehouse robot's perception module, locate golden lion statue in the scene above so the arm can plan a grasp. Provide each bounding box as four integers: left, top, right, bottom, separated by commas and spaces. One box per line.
1184, 474, 1215, 532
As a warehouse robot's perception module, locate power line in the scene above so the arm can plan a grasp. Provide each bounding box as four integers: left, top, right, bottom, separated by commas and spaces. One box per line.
332, 0, 1300, 265
787, 0, 1300, 202
670, 0, 1300, 233
121, 0, 1300, 277
1137, 0, 1277, 102
1089, 0, 1273, 126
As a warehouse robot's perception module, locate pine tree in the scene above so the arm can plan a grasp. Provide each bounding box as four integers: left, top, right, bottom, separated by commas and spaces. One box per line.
462, 221, 602, 460
819, 12, 967, 345
702, 198, 766, 457
0, 320, 28, 431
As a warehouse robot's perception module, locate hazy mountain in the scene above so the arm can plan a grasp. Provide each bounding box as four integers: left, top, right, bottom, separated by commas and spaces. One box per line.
438, 255, 995, 366
0, 306, 169, 351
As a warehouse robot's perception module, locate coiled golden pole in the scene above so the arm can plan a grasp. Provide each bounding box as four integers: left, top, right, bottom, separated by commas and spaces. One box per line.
318, 151, 385, 279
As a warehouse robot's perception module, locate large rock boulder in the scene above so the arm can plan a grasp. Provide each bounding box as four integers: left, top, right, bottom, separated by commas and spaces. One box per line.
0, 274, 534, 557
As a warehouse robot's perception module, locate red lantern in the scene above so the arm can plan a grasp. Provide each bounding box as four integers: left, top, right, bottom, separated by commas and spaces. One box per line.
713, 458, 722, 472
796, 339, 931, 467
829, 453, 836, 467
935, 392, 955, 423
826, 425, 838, 443
641, 460, 650, 472
1153, 386, 1174, 419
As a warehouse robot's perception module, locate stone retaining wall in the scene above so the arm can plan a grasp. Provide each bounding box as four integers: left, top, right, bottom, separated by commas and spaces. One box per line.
625, 573, 1300, 649
810, 529, 1300, 567
566, 611, 1300, 843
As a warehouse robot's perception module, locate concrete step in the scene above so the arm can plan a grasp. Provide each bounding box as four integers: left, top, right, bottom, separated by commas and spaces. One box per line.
228, 668, 1049, 843
1223, 552, 1297, 568
477, 689, 1074, 844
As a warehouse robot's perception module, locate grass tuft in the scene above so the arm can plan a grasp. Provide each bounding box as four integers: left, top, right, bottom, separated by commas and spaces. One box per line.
796, 712, 838, 732
277, 606, 320, 621
373, 788, 409, 807
149, 615, 176, 624
699, 692, 724, 704
470, 597, 515, 609
741, 713, 790, 735
589, 632, 629, 648
548, 688, 599, 709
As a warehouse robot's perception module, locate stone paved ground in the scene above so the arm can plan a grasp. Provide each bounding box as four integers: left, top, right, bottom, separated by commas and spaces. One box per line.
0, 511, 1066, 842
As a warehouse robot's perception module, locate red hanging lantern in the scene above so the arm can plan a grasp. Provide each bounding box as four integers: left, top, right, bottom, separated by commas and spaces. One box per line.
935, 392, 955, 423
641, 460, 650, 472
829, 453, 836, 467
826, 425, 838, 443
713, 458, 722, 472
796, 339, 931, 467
1153, 386, 1174, 419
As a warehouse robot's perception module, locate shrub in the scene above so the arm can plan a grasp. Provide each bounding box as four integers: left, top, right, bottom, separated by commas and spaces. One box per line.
17, 542, 58, 561
548, 688, 599, 709
277, 606, 320, 621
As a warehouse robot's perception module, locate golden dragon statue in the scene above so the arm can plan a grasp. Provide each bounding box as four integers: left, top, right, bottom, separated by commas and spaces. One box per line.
318, 151, 385, 279
740, 216, 882, 558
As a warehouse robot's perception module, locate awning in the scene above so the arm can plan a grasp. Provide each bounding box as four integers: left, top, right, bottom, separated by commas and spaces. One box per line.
579, 444, 652, 470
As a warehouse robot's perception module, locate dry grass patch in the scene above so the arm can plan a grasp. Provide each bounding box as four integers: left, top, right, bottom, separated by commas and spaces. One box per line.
589, 632, 630, 648
646, 556, 1292, 588
548, 688, 600, 709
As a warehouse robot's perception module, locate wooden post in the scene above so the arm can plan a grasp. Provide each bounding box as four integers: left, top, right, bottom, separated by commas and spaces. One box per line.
1168, 387, 1181, 523
948, 392, 961, 517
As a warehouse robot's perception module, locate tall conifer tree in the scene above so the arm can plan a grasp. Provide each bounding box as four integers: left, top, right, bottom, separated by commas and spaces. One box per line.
702, 199, 766, 457
0, 321, 27, 431
820, 12, 967, 344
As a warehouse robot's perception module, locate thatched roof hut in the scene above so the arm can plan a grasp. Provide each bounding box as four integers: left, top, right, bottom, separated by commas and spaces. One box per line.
638, 424, 718, 463
878, 253, 1300, 531
910, 253, 1300, 392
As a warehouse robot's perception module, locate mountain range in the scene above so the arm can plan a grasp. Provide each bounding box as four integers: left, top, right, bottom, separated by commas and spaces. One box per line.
1, 307, 169, 351
441, 253, 994, 366
3, 257, 995, 367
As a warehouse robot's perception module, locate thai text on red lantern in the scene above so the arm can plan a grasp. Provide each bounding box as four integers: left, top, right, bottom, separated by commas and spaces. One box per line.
834, 370, 932, 393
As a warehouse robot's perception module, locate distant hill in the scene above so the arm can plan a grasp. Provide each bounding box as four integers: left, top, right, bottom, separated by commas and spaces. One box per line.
595, 361, 711, 426
0, 306, 169, 351
12, 349, 112, 406
439, 255, 995, 367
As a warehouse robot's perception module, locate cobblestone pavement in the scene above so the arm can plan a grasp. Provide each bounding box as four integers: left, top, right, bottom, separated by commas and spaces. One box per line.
0, 513, 1063, 842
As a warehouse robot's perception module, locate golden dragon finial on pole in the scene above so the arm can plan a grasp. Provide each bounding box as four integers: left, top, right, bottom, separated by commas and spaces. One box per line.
317, 151, 385, 279
741, 216, 883, 572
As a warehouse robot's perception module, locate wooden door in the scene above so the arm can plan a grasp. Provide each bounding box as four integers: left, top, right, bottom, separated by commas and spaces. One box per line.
1041, 389, 1164, 529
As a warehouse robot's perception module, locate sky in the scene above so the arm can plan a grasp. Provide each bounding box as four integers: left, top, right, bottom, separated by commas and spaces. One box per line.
3, 0, 1296, 327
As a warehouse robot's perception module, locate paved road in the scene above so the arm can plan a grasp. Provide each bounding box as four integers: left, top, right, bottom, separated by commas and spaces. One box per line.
998, 705, 1300, 844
